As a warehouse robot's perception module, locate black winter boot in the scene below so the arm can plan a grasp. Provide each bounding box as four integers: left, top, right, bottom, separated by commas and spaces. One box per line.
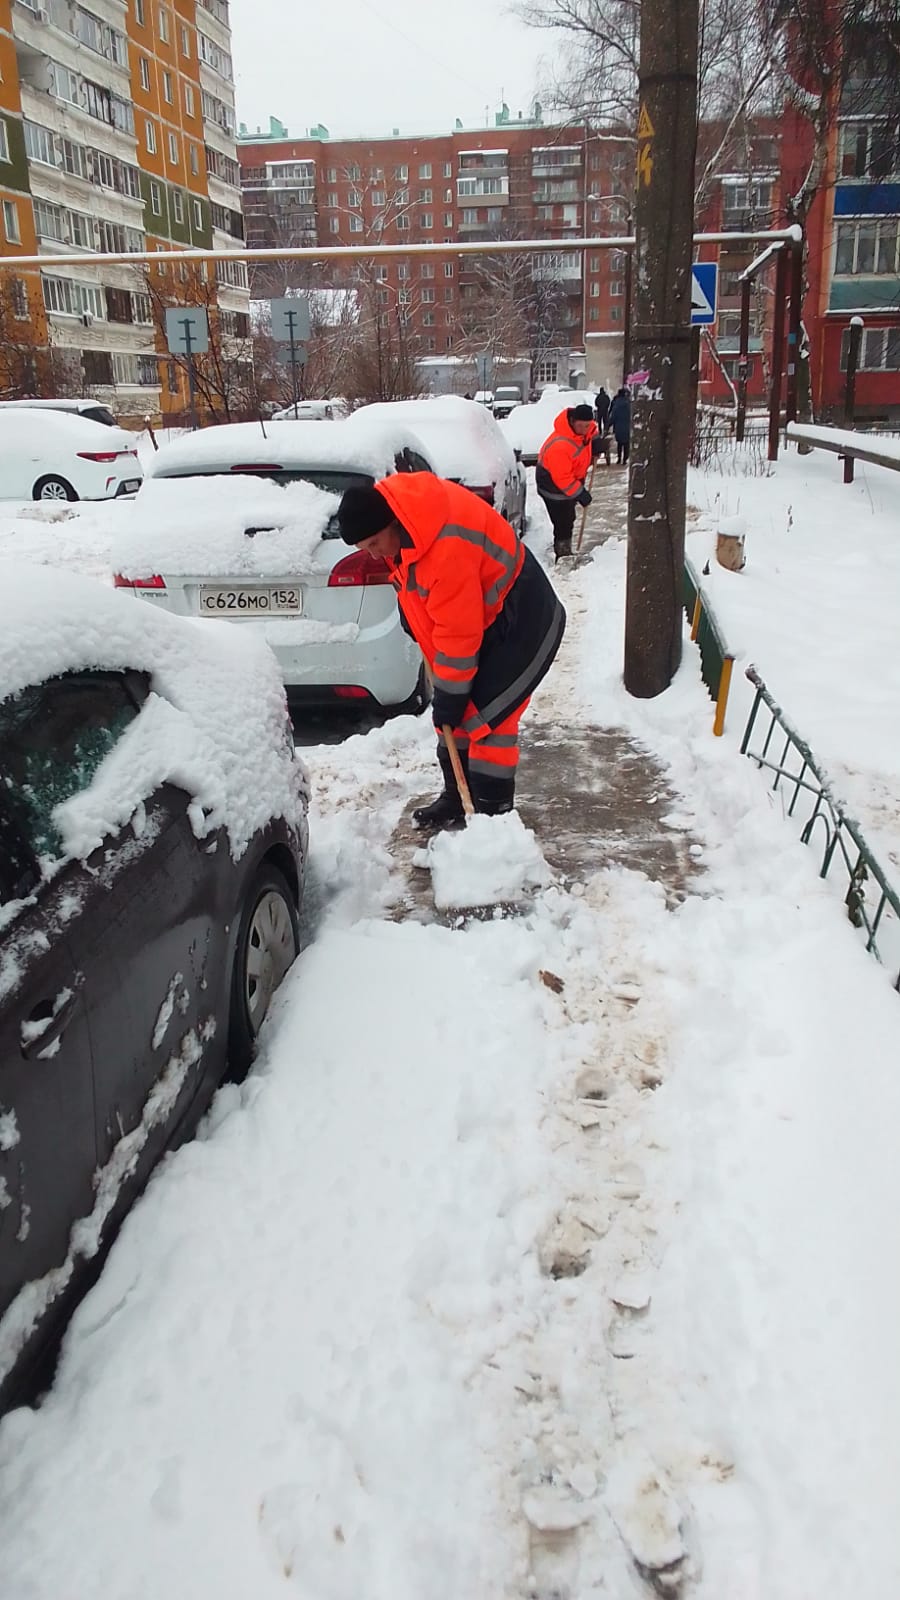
412, 746, 468, 830
470, 770, 516, 816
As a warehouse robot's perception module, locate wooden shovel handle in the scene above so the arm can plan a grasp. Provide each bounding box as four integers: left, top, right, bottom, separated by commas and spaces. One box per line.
575, 458, 598, 554
443, 727, 475, 816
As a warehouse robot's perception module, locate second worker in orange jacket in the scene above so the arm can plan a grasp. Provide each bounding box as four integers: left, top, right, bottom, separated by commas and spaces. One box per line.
337, 472, 566, 827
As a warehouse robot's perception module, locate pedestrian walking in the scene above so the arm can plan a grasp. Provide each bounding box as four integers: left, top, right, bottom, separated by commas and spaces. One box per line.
535, 403, 604, 560
609, 386, 631, 466
594, 386, 611, 433
337, 475, 566, 828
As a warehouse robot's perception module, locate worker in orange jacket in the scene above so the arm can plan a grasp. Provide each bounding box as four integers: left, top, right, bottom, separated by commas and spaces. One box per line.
337, 474, 566, 827
535, 402, 604, 560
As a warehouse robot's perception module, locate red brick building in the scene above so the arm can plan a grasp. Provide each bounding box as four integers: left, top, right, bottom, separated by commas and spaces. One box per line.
237, 111, 633, 388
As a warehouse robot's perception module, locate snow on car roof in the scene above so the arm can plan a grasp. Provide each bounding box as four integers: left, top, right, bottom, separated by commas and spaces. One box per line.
0, 560, 306, 865
352, 397, 516, 487
0, 410, 137, 452
149, 416, 431, 481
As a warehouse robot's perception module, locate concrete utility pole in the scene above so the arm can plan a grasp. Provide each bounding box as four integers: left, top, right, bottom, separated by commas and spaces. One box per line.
624, 0, 700, 698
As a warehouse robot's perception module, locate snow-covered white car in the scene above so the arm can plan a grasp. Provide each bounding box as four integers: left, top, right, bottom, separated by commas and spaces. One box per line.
500, 386, 579, 465
353, 396, 528, 536
0, 409, 143, 502
0, 397, 119, 428
271, 398, 347, 422
119, 418, 437, 713
0, 559, 308, 1411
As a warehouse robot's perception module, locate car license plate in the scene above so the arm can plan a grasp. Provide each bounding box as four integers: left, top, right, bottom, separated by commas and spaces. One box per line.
120, 479, 142, 495
198, 586, 302, 616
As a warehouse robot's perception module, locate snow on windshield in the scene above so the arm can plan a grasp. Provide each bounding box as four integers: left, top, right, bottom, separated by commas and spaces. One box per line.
0, 561, 307, 865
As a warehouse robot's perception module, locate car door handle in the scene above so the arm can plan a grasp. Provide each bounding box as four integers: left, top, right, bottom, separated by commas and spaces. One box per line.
21, 984, 81, 1059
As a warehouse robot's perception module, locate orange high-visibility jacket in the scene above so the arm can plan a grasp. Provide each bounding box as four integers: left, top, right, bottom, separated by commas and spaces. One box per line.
536, 409, 597, 500
376, 473, 565, 729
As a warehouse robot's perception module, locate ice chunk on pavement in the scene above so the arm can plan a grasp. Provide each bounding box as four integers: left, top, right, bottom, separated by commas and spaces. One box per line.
423, 812, 550, 910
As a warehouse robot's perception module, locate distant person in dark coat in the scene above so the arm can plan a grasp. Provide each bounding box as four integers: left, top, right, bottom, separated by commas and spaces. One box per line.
609, 387, 631, 465
594, 386, 611, 433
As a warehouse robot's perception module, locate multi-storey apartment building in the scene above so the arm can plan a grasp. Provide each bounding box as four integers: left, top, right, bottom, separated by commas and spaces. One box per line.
238, 110, 634, 389
0, 0, 246, 418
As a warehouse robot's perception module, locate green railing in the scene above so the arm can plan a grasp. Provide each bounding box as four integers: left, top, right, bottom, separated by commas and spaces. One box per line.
683, 557, 735, 735
741, 665, 900, 990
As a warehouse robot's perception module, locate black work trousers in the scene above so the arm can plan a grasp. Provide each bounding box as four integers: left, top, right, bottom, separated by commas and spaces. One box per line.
540, 495, 576, 554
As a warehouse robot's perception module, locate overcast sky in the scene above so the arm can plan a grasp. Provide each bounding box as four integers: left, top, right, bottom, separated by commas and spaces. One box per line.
230, 0, 550, 141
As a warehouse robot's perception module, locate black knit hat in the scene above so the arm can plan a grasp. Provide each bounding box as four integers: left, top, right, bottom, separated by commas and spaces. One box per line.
569, 403, 595, 422
337, 484, 394, 544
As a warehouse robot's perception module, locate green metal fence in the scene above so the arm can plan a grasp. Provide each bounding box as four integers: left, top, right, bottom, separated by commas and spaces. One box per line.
683, 557, 735, 736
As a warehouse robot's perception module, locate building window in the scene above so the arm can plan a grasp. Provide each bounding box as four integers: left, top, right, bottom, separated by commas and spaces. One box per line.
146, 119, 157, 154
347, 163, 361, 180
393, 164, 408, 180
329, 216, 340, 233
422, 288, 435, 303
444, 286, 454, 302
158, 7, 170, 42
535, 358, 558, 385
610, 307, 622, 323
184, 83, 195, 118
349, 214, 363, 233
193, 199, 203, 228
397, 264, 409, 280
419, 163, 432, 179
443, 161, 452, 178
590, 282, 600, 298
2, 200, 20, 244
376, 265, 388, 281
139, 56, 151, 92
444, 211, 453, 228
835, 218, 899, 275
461, 209, 477, 225
190, 143, 199, 175
421, 212, 433, 229
610, 279, 623, 296
589, 308, 599, 322
180, 24, 190, 55
397, 214, 410, 230
84, 350, 114, 386
162, 70, 173, 103
10, 278, 28, 319
419, 188, 432, 203
420, 262, 434, 279
838, 120, 900, 181
172, 190, 184, 223
326, 166, 337, 182
149, 180, 162, 215
487, 207, 502, 224
135, 0, 145, 22
422, 311, 435, 326
840, 325, 900, 370
444, 263, 453, 277
168, 131, 179, 165
371, 189, 385, 206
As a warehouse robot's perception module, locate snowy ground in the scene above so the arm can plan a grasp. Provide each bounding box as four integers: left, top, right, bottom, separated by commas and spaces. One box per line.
1, 467, 899, 1595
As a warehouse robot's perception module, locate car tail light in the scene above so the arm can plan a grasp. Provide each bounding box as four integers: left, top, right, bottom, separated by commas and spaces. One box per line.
114, 573, 166, 589
78, 450, 134, 462
328, 550, 392, 587
468, 485, 495, 506
334, 686, 371, 700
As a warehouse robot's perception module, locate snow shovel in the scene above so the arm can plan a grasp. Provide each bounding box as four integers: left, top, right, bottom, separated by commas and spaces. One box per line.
575, 458, 598, 555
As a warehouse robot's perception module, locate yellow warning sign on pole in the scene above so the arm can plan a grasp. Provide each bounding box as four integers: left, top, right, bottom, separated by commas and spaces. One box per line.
637, 103, 656, 142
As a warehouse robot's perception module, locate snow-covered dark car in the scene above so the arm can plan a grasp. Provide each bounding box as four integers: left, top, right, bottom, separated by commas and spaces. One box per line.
0, 563, 308, 1411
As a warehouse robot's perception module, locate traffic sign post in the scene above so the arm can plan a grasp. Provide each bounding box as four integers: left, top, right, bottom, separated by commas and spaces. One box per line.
164, 307, 209, 431
690, 262, 718, 325
270, 296, 311, 419
476, 348, 492, 395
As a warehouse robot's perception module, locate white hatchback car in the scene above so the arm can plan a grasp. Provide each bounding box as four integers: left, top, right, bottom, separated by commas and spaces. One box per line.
115, 418, 436, 713
0, 409, 143, 501
353, 396, 527, 536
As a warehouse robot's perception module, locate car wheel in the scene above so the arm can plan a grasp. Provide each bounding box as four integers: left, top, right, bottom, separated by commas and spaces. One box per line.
33, 475, 78, 503
392, 662, 431, 717
228, 862, 299, 1075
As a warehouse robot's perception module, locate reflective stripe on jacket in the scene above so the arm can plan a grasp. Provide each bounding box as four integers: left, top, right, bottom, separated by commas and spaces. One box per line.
535, 409, 597, 501
376, 473, 566, 729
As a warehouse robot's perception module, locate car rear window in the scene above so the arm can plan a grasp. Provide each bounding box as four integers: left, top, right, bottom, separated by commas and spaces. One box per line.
153, 466, 376, 537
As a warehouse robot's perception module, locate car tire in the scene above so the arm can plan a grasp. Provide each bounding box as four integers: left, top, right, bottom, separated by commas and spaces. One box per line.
33, 475, 78, 503
227, 862, 300, 1075
392, 662, 431, 717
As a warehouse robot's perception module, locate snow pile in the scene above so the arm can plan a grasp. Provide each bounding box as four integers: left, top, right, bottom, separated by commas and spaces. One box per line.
0, 561, 308, 864
148, 416, 430, 482
354, 396, 518, 495
420, 811, 551, 909
500, 385, 579, 458
115, 475, 341, 579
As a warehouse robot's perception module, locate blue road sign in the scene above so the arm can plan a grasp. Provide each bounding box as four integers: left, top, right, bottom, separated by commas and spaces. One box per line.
691, 262, 718, 325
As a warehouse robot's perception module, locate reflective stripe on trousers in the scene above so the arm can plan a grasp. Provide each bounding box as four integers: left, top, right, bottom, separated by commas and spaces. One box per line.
436, 696, 531, 775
